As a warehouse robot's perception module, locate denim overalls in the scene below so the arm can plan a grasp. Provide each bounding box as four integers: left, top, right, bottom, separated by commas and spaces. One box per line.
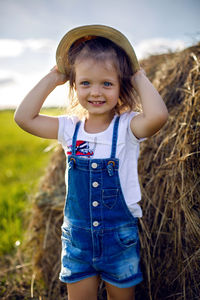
59, 116, 143, 288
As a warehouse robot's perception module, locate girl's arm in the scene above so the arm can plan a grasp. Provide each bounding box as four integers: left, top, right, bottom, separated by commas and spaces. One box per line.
130, 69, 168, 139
14, 67, 68, 139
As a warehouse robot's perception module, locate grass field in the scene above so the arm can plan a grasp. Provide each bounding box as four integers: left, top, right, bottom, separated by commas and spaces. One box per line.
0, 109, 60, 256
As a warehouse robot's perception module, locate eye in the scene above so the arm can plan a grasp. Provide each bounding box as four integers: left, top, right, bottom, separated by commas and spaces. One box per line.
81, 81, 90, 86
104, 81, 112, 87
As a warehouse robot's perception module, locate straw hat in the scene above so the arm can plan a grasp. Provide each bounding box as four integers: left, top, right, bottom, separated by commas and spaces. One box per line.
56, 24, 140, 75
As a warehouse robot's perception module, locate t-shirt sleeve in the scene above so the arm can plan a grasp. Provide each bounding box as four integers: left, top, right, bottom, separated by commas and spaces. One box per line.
57, 115, 79, 147
127, 111, 147, 144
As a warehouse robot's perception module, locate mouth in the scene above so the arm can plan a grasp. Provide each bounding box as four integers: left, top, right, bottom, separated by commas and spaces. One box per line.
88, 100, 106, 105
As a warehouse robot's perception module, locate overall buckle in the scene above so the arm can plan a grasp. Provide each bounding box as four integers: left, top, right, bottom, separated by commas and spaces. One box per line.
107, 161, 115, 176
69, 157, 76, 169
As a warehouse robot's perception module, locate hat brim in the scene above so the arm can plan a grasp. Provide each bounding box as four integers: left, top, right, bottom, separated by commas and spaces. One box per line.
56, 25, 140, 75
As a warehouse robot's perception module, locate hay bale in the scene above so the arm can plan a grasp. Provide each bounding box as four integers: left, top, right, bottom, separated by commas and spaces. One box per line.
30, 43, 200, 300
137, 44, 200, 300
29, 146, 67, 299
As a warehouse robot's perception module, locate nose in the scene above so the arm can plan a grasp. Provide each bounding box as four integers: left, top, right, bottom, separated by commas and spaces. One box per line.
90, 85, 101, 97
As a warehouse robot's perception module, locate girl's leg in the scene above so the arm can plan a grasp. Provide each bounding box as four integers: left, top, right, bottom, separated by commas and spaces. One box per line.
104, 281, 135, 300
67, 275, 100, 300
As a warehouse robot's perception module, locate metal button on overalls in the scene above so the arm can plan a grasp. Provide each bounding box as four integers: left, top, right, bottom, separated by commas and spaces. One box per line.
91, 162, 98, 169
92, 181, 99, 188
93, 221, 99, 227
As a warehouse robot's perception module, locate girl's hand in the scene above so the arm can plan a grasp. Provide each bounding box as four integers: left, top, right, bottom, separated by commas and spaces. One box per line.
130, 67, 168, 139
131, 68, 146, 92
50, 66, 69, 86
14, 66, 69, 139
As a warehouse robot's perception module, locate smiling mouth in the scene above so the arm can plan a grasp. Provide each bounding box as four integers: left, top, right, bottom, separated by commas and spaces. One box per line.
88, 100, 106, 104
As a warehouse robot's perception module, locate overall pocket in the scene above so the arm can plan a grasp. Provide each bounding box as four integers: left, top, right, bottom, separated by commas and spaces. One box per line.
115, 225, 138, 249
102, 189, 119, 209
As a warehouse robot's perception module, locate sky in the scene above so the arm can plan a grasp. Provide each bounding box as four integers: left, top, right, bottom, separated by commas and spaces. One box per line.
0, 0, 199, 109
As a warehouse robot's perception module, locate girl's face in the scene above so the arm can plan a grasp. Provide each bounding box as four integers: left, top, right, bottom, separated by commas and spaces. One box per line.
74, 58, 120, 120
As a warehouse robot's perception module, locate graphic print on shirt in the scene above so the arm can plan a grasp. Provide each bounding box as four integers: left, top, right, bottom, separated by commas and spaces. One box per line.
67, 140, 94, 157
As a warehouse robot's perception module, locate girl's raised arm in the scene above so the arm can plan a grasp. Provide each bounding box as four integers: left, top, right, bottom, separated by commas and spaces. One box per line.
130, 69, 168, 139
14, 67, 68, 139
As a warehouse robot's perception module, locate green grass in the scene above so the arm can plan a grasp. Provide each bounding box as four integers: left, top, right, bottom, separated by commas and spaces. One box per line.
0, 109, 60, 255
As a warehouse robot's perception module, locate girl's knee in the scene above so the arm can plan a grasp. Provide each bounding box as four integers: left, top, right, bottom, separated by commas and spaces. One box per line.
105, 281, 135, 300
67, 275, 100, 300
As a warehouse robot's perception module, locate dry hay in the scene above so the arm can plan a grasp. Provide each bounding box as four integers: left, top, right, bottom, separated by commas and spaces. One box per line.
29, 43, 200, 300
138, 44, 200, 299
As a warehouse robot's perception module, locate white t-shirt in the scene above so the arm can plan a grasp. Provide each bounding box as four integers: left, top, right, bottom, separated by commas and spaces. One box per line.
58, 111, 144, 217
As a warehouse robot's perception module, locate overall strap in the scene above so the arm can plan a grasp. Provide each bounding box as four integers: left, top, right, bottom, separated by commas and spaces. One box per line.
110, 116, 120, 158
72, 121, 81, 155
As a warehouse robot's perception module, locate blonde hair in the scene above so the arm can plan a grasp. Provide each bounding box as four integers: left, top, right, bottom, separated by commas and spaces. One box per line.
65, 37, 140, 117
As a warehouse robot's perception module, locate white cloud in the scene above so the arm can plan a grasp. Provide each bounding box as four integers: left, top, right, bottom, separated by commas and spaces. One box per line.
0, 78, 15, 86
0, 69, 69, 109
24, 39, 57, 52
0, 70, 19, 84
0, 39, 56, 58
134, 38, 189, 60
0, 40, 24, 57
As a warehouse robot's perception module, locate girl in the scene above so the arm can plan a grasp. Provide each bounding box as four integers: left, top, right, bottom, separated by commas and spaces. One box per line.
14, 25, 168, 300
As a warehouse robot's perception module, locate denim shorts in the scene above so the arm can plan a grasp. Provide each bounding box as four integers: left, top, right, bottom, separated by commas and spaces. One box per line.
59, 221, 143, 288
